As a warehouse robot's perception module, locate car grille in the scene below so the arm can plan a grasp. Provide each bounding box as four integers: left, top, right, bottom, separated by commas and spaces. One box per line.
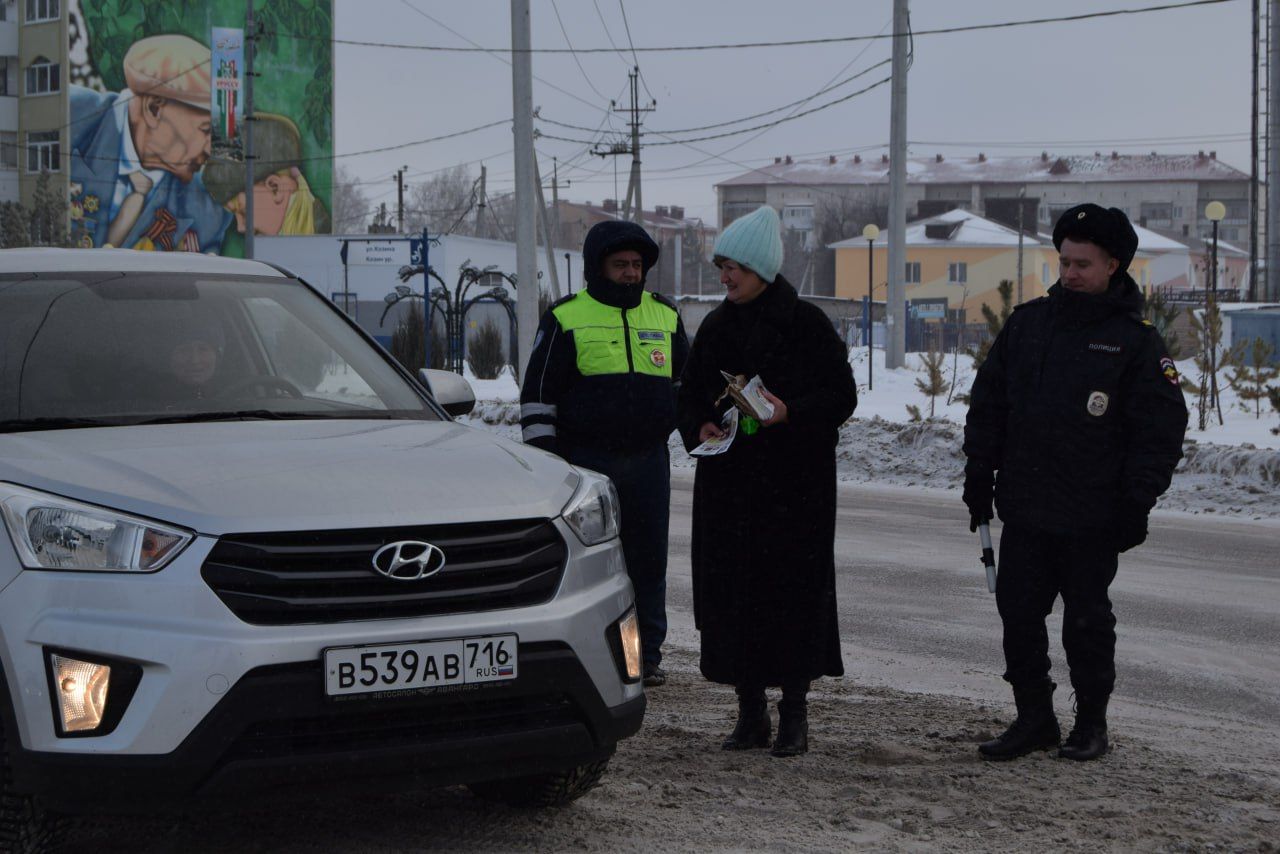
201, 519, 567, 625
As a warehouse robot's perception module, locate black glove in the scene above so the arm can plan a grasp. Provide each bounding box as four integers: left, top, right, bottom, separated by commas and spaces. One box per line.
963, 463, 995, 533
1113, 501, 1149, 553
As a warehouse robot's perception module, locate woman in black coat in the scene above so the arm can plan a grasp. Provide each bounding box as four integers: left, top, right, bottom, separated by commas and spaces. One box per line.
677, 205, 857, 757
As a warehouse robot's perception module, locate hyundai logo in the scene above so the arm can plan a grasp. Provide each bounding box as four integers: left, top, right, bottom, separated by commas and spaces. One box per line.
371, 540, 447, 581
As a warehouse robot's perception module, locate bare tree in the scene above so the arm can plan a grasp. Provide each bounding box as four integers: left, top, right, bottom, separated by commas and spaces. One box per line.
405, 165, 477, 236
330, 165, 371, 234
812, 193, 888, 297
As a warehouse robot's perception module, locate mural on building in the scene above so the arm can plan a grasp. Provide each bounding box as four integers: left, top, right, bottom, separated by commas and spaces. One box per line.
67, 0, 333, 256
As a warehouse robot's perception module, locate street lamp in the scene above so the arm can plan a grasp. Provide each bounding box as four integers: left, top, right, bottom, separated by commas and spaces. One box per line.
1204, 200, 1226, 426
862, 223, 880, 390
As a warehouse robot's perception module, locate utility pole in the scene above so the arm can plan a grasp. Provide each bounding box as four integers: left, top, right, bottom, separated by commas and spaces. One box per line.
1251, 0, 1261, 301
511, 0, 539, 379
550, 156, 566, 248
395, 166, 406, 234
885, 0, 909, 369
594, 68, 654, 226
1016, 187, 1026, 304
243, 0, 256, 258
533, 151, 562, 299
1268, 0, 1280, 300
476, 165, 487, 239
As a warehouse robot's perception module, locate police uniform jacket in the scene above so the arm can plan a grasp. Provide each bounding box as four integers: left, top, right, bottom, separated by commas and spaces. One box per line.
520, 222, 689, 456
963, 275, 1188, 534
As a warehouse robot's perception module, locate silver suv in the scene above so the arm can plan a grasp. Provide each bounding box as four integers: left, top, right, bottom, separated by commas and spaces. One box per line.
0, 249, 643, 850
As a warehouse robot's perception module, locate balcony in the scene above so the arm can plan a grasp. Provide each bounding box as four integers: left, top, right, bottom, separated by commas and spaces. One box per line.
0, 20, 14, 55
0, 94, 15, 130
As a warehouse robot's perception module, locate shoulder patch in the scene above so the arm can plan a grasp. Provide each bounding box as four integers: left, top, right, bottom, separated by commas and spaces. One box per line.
550, 292, 579, 310
1126, 311, 1156, 328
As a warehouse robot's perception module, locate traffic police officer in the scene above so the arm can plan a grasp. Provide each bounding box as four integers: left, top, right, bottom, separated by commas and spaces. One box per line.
520, 220, 690, 687
963, 204, 1188, 761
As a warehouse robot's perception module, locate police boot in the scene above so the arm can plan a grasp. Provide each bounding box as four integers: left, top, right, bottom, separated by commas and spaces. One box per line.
978, 682, 1060, 761
770, 695, 808, 758
721, 688, 770, 750
1059, 694, 1109, 761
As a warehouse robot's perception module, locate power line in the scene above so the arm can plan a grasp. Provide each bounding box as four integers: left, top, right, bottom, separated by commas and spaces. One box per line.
550, 0, 611, 102
278, 1, 1236, 54
540, 59, 892, 137
616, 0, 656, 103
592, 0, 632, 68
538, 75, 892, 147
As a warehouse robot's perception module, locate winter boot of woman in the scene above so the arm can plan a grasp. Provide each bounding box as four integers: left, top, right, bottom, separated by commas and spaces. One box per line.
978, 682, 1060, 760
1059, 693, 1109, 761
722, 688, 771, 750
770, 694, 809, 757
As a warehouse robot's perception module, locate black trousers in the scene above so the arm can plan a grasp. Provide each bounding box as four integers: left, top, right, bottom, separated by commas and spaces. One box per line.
564, 441, 670, 667
996, 524, 1120, 698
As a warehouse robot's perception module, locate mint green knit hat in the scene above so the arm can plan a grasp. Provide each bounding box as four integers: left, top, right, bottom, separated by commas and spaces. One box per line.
713, 205, 784, 283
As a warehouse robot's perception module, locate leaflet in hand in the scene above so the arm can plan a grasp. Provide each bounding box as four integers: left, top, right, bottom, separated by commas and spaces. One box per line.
690, 407, 739, 457
718, 371, 776, 422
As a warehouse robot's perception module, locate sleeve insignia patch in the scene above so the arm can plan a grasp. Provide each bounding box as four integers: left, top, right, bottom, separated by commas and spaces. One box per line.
1160, 356, 1180, 386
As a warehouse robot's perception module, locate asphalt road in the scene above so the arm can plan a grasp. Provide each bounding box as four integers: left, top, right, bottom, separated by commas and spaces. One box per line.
666, 471, 1280, 735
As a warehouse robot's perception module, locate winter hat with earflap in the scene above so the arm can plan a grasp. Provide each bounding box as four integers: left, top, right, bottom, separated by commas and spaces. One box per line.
713, 205, 784, 284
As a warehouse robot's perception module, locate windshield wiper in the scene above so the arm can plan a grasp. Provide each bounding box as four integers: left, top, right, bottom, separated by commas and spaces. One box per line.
131, 410, 309, 425
0, 417, 120, 433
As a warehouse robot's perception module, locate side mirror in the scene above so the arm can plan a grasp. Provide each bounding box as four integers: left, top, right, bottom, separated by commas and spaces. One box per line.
419, 368, 476, 417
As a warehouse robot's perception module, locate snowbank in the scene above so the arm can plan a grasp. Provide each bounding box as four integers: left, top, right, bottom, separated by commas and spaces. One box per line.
459, 348, 1280, 518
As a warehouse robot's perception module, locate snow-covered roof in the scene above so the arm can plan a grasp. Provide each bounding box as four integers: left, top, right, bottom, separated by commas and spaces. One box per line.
828, 208, 1049, 250
0, 247, 287, 277
717, 152, 1249, 188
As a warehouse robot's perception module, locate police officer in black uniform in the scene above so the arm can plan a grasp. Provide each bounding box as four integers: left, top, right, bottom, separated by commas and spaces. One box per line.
520, 220, 690, 687
963, 204, 1188, 761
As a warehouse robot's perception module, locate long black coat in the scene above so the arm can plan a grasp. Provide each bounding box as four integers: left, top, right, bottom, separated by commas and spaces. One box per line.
676, 277, 857, 687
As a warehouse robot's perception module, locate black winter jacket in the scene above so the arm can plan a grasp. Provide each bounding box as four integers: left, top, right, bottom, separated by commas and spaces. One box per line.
519, 220, 690, 455
963, 275, 1188, 534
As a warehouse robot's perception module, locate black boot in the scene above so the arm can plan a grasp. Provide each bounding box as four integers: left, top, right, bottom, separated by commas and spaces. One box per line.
770, 692, 808, 758
721, 687, 770, 750
978, 682, 1061, 761
1059, 693, 1109, 761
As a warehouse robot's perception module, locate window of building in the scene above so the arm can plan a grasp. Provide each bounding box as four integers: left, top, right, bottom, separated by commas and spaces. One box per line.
25, 130, 58, 172
0, 132, 17, 170
1173, 206, 1183, 219
948, 262, 967, 284
24, 57, 59, 96
0, 57, 10, 96
24, 0, 58, 23
905, 262, 921, 283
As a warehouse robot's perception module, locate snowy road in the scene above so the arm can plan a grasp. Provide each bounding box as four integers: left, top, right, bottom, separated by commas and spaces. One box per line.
68, 473, 1280, 852
671, 473, 1280, 731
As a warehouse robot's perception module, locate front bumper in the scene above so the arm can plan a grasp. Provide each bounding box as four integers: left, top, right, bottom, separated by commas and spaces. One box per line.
3, 643, 645, 813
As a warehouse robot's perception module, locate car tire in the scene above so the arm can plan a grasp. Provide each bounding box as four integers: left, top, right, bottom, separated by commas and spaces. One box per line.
0, 716, 62, 854
468, 758, 611, 808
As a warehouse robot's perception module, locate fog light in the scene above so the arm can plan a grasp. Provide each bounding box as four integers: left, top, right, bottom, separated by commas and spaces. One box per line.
618, 608, 641, 681
51, 654, 111, 733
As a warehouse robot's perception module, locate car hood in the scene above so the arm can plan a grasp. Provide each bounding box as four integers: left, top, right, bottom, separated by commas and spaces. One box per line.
0, 420, 580, 535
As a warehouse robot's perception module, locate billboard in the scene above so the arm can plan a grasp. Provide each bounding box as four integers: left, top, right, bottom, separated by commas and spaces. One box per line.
67, 0, 334, 256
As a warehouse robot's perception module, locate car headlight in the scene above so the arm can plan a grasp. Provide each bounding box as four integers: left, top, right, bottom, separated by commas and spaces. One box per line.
560, 468, 621, 546
0, 483, 193, 572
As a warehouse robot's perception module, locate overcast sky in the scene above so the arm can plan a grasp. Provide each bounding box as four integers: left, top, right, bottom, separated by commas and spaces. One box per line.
332, 0, 1253, 228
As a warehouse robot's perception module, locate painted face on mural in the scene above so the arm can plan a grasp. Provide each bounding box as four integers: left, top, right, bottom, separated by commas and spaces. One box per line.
133, 95, 213, 184
225, 169, 300, 236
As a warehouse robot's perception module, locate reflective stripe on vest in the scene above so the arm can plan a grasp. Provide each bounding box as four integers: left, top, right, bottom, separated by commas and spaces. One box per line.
552, 290, 679, 378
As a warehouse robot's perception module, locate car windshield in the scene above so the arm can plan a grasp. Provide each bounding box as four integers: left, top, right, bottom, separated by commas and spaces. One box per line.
0, 271, 439, 431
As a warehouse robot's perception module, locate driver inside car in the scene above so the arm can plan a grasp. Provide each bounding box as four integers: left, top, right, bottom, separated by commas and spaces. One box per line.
150, 316, 229, 403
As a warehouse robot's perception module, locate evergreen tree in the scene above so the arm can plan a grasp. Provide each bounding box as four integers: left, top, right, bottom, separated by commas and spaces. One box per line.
0, 202, 29, 249
970, 279, 1014, 372
915, 348, 951, 419
466, 318, 505, 380
390, 300, 427, 373
30, 171, 68, 247
1227, 338, 1280, 418
1142, 288, 1182, 359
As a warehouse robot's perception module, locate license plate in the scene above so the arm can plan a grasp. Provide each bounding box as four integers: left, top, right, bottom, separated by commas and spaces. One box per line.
324, 634, 518, 697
